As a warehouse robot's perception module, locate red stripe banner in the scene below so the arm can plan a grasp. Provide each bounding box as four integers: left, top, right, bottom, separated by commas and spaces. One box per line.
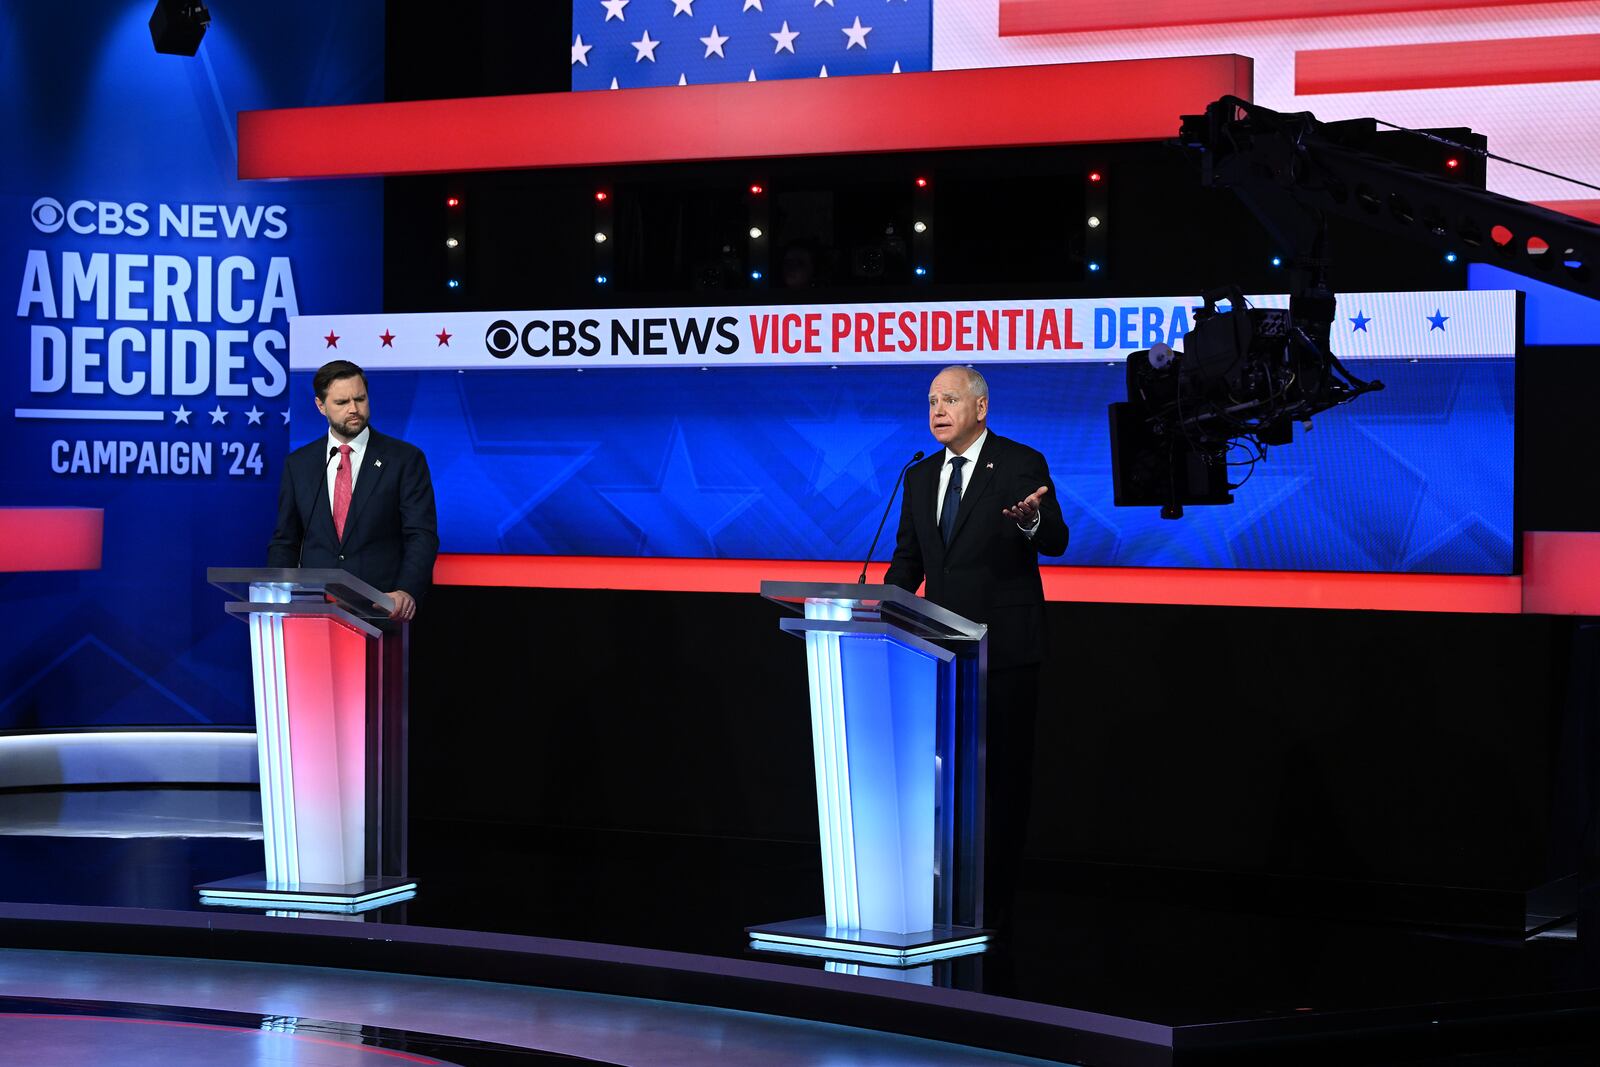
1535, 200, 1600, 226
435, 533, 1600, 615
999, 0, 1553, 36
1296, 34, 1600, 95
0, 508, 103, 572
238, 58, 1252, 180
433, 552, 1537, 614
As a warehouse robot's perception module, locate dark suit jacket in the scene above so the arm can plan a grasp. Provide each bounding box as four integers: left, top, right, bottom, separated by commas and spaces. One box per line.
267, 428, 439, 601
884, 432, 1068, 670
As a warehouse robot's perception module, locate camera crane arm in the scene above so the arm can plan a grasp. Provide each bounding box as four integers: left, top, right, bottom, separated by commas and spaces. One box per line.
1178, 95, 1598, 304
1111, 97, 1596, 519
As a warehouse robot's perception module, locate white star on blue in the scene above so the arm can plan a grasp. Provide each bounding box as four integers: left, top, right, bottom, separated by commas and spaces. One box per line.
573, 0, 930, 89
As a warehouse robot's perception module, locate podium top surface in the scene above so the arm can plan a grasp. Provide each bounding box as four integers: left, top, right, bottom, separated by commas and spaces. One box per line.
208, 567, 394, 619
760, 581, 986, 643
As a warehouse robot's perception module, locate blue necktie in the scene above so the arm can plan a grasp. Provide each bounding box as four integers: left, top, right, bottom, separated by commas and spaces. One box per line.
941, 456, 966, 545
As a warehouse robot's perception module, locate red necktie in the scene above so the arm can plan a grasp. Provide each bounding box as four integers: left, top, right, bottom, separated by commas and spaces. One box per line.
333, 444, 353, 541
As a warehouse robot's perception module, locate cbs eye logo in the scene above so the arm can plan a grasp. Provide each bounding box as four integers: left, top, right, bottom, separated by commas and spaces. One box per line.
31, 197, 65, 234
485, 319, 518, 359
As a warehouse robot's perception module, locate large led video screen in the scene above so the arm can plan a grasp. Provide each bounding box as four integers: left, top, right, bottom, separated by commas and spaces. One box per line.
572, 0, 1599, 209
292, 288, 1517, 575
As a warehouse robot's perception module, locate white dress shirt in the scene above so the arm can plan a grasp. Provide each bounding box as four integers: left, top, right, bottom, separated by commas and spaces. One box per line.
325, 426, 371, 511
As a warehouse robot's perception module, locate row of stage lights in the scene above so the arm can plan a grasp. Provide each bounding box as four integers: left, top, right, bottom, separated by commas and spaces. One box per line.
441, 171, 1118, 290
442, 157, 1492, 293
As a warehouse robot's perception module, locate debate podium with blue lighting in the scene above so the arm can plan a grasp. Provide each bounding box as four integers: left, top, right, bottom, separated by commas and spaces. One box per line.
199, 568, 416, 913
750, 582, 990, 965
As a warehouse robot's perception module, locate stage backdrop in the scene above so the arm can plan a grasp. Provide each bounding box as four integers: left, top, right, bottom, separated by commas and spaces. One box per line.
292, 288, 1518, 575
572, 0, 1600, 210
0, 3, 383, 730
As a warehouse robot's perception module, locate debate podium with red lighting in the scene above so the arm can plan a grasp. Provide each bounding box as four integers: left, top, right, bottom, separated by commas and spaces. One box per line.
750, 581, 990, 965
200, 568, 415, 912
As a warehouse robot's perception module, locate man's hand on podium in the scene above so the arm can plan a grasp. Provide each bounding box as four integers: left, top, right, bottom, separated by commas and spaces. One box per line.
381, 589, 417, 622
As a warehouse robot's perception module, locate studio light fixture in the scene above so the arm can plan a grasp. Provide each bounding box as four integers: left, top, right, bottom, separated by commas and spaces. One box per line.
149, 0, 210, 56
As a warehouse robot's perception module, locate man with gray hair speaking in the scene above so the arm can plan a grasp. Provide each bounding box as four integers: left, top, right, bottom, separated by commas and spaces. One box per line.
885, 365, 1069, 930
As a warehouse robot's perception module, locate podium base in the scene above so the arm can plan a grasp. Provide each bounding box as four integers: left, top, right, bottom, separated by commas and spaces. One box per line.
747, 915, 989, 966
197, 873, 418, 914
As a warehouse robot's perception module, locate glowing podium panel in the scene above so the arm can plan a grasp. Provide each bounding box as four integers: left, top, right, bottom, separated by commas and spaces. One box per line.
751, 582, 989, 965
200, 568, 415, 913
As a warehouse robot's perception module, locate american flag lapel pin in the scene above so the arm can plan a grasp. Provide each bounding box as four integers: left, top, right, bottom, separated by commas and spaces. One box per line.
375, 460, 383, 468
986, 462, 994, 469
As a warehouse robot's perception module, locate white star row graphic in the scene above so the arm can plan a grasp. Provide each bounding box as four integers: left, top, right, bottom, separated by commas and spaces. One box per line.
596, 0, 832, 19
594, 60, 901, 87
594, 0, 906, 19
573, 15, 874, 65
170, 405, 289, 426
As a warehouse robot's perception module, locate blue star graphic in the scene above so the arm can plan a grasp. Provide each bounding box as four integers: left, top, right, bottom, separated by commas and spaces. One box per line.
1343, 367, 1513, 571
1349, 311, 1371, 332
491, 445, 600, 548
787, 396, 903, 498
410, 375, 599, 554
597, 422, 761, 555
1427, 309, 1449, 331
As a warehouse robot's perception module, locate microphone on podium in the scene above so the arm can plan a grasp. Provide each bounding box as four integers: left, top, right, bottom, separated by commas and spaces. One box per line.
858, 451, 924, 584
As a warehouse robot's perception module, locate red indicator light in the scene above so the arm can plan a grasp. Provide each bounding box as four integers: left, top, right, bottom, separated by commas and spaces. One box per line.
1088, 171, 1103, 183
1445, 157, 1461, 170
595, 191, 609, 201
446, 196, 461, 208
749, 183, 764, 195
915, 177, 928, 188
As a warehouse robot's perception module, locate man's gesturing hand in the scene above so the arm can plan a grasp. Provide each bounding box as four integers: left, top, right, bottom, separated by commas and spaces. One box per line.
1002, 485, 1050, 526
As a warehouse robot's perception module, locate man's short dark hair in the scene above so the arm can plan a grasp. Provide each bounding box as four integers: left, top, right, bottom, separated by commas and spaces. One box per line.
313, 360, 367, 401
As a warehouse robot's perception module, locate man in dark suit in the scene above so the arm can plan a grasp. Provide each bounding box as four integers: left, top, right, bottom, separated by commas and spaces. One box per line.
267, 360, 438, 621
885, 365, 1069, 927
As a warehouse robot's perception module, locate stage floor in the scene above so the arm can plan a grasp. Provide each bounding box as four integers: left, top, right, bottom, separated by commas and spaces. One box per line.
0, 949, 1053, 1067
2, 816, 1600, 1065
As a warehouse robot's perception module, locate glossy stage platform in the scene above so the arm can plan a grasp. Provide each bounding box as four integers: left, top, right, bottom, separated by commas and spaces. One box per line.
3, 819, 1600, 1066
